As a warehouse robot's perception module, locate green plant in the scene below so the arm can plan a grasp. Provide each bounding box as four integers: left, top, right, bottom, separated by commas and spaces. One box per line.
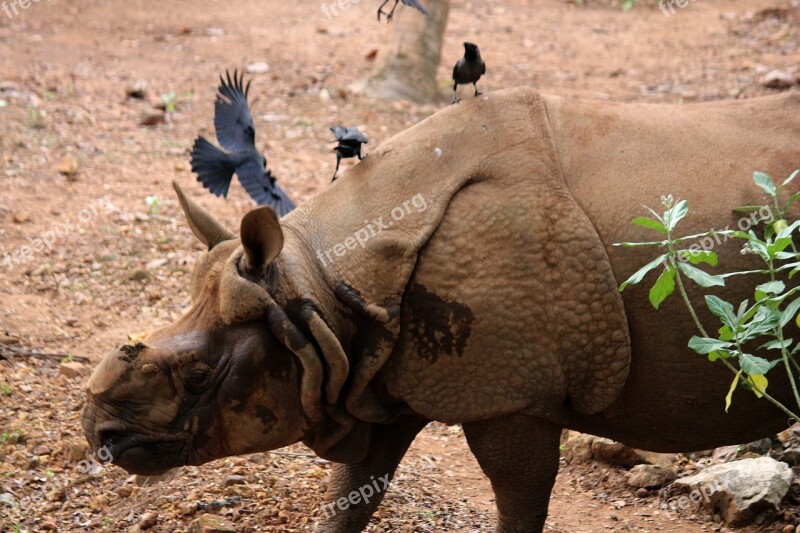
146, 195, 160, 214
1, 383, 11, 396
160, 91, 177, 113
616, 169, 800, 419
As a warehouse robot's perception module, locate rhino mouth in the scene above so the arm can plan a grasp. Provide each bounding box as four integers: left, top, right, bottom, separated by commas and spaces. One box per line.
99, 428, 187, 475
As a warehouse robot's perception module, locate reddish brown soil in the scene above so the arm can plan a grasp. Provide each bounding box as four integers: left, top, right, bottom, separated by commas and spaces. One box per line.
1, 0, 798, 531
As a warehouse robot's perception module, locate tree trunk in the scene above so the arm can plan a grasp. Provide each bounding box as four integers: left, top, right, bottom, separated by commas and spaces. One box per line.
365, 0, 451, 103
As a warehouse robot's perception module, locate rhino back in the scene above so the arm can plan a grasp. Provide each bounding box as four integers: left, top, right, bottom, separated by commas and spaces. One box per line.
545, 92, 800, 449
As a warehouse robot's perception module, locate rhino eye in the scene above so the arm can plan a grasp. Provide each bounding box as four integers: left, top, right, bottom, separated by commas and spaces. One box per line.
185, 364, 212, 391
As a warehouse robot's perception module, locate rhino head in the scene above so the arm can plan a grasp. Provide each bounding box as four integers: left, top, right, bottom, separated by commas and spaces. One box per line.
82, 184, 343, 476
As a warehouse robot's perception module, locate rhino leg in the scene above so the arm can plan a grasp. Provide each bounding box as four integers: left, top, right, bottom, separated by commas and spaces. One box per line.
316, 417, 429, 533
462, 414, 561, 533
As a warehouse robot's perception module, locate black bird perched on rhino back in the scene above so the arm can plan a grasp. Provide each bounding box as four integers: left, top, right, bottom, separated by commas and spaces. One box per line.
377, 0, 428, 22
190, 70, 296, 216
330, 126, 368, 181
452, 42, 486, 104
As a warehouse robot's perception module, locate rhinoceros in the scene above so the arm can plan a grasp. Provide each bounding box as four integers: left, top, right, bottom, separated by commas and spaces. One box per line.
82, 87, 800, 532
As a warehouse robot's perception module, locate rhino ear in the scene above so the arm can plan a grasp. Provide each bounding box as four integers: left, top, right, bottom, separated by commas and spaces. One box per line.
240, 206, 284, 273
173, 181, 234, 250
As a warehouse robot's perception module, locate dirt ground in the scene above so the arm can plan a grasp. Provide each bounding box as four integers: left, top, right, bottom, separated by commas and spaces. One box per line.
1, 0, 799, 531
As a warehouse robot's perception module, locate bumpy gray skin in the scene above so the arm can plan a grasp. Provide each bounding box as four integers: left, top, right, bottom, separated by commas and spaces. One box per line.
83, 88, 800, 533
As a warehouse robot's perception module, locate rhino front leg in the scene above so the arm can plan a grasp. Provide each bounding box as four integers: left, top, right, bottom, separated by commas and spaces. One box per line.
463, 414, 561, 533
315, 417, 429, 532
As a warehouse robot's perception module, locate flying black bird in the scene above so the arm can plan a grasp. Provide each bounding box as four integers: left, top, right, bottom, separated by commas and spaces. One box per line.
330, 126, 368, 181
452, 42, 486, 104
190, 70, 296, 216
377, 0, 428, 22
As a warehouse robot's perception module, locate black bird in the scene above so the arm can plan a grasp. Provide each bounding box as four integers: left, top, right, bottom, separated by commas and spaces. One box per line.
452, 42, 486, 104
190, 70, 296, 216
377, 0, 428, 22
330, 126, 368, 181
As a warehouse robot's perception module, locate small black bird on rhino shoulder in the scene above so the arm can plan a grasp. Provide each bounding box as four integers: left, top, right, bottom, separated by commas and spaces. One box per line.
190, 69, 295, 216
452, 42, 486, 104
377, 0, 428, 22
330, 126, 368, 181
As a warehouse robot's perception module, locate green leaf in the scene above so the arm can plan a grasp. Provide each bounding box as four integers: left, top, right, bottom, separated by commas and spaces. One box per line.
718, 324, 734, 341
688, 336, 733, 354
747, 374, 768, 398
776, 220, 800, 240
619, 254, 667, 292
679, 250, 719, 266
756, 281, 785, 295
725, 370, 741, 412
705, 295, 737, 327
782, 169, 799, 187
665, 200, 689, 231
753, 171, 777, 198
631, 217, 667, 234
649, 267, 676, 309
678, 262, 725, 288
761, 339, 792, 350
738, 353, 775, 375
784, 191, 800, 212
781, 298, 800, 328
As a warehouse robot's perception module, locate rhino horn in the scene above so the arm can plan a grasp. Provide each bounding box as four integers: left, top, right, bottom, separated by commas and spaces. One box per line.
240, 206, 284, 274
172, 181, 234, 250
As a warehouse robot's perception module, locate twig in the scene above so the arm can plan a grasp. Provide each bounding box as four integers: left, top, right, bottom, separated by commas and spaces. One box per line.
0, 342, 90, 363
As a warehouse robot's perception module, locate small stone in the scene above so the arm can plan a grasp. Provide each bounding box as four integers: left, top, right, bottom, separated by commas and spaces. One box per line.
128, 269, 150, 282
782, 524, 794, 533
126, 80, 148, 99
178, 502, 198, 516
627, 464, 676, 489
138, 512, 158, 530
65, 317, 79, 327
206, 27, 225, 36
319, 88, 331, 102
246, 62, 270, 74
40, 521, 57, 531
145, 258, 168, 270
116, 485, 135, 498
135, 212, 151, 222
59, 361, 89, 378
12, 211, 30, 223
66, 442, 89, 463
140, 111, 165, 126
47, 487, 66, 502
223, 474, 246, 487
0, 492, 16, 506
190, 514, 237, 533
635, 487, 648, 498
32, 445, 51, 456
762, 70, 796, 89
57, 154, 79, 177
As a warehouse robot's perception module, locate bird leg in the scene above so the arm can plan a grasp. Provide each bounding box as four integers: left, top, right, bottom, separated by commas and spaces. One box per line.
473, 83, 482, 97
332, 154, 341, 182
452, 82, 460, 104
377, 0, 396, 21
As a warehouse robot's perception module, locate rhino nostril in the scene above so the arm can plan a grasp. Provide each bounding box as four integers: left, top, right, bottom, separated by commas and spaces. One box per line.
99, 430, 124, 451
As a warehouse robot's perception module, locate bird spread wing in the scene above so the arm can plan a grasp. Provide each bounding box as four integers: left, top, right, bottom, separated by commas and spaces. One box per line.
190, 136, 237, 198
235, 157, 296, 216
402, 0, 428, 15
341, 128, 368, 144
330, 125, 349, 141
214, 69, 257, 153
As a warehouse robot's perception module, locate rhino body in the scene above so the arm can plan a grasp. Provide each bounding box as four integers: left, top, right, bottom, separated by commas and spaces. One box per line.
83, 88, 800, 532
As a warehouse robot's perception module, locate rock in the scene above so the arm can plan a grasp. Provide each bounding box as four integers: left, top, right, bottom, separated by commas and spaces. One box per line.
178, 502, 198, 516
57, 154, 79, 178
561, 431, 595, 462
126, 80, 148, 99
779, 447, 800, 465
32, 445, 51, 456
134, 213, 151, 222
0, 492, 16, 506
128, 269, 150, 282
40, 521, 57, 531
743, 437, 774, 455
223, 474, 246, 487
782, 524, 794, 533
762, 70, 796, 89
627, 464, 676, 489
673, 457, 793, 526
246, 62, 269, 74
138, 512, 158, 530
59, 361, 89, 378
66, 442, 89, 463
145, 258, 168, 270
319, 88, 331, 102
635, 487, 648, 498
190, 514, 237, 533
12, 211, 30, 223
65, 317, 79, 327
206, 27, 225, 36
590, 438, 648, 467
712, 445, 740, 463
140, 111, 165, 126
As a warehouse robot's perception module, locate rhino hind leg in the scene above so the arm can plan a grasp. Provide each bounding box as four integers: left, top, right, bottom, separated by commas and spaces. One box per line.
316, 417, 429, 532
463, 414, 561, 533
